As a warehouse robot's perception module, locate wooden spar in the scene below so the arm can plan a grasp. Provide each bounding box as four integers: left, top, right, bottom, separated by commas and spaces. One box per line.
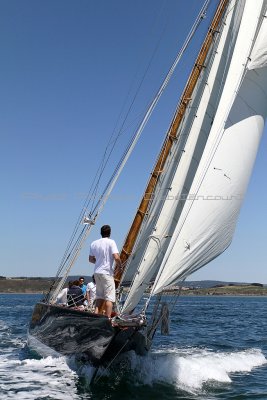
114, 0, 229, 284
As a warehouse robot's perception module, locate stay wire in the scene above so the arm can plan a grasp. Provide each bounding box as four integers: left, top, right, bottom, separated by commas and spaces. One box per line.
88, 1, 170, 214
87, 7, 171, 215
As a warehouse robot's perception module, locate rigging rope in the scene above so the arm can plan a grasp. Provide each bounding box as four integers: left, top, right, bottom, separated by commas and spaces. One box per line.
87, 8, 171, 216
53, 5, 172, 281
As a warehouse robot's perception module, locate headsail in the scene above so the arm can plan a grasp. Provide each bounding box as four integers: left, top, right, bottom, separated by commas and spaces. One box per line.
122, 0, 267, 314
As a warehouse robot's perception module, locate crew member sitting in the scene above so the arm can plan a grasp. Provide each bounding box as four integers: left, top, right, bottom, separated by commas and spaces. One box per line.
56, 281, 72, 305
79, 276, 87, 297
67, 280, 84, 308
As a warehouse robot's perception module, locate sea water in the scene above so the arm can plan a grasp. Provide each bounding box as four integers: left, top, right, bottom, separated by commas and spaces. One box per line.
0, 294, 267, 399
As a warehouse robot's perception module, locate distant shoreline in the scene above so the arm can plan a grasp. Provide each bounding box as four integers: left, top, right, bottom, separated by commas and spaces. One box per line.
1, 279, 266, 296
1, 291, 267, 296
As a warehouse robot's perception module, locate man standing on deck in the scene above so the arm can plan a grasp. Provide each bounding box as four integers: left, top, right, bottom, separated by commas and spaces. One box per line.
89, 225, 121, 317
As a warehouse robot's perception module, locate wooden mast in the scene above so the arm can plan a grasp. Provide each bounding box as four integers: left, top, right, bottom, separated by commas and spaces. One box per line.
114, 0, 229, 284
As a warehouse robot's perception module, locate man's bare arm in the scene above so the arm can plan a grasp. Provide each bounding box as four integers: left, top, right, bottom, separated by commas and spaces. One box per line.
89, 255, 96, 264
113, 253, 122, 269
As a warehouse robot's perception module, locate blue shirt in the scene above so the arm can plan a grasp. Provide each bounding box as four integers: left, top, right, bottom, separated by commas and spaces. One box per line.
80, 283, 87, 295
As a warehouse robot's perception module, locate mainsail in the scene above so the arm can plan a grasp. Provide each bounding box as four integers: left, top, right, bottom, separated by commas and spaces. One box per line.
121, 0, 267, 314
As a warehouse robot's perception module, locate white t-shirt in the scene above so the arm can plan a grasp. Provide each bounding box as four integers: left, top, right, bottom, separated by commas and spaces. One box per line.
90, 237, 119, 275
86, 281, 96, 303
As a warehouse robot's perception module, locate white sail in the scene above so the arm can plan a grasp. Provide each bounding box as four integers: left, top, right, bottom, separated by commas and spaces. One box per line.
152, 0, 267, 295
120, 3, 232, 290
122, 0, 267, 313
121, 0, 236, 313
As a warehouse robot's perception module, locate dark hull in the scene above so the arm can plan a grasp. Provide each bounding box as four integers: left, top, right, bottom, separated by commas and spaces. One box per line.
28, 302, 148, 367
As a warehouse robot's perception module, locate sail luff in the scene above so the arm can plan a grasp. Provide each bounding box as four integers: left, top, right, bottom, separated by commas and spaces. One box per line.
114, 0, 230, 285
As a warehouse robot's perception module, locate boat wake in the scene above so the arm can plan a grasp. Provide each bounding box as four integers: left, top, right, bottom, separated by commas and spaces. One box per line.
0, 344, 266, 398
71, 346, 266, 391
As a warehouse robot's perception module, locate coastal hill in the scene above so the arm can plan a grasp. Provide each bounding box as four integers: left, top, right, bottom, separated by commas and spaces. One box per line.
0, 276, 267, 295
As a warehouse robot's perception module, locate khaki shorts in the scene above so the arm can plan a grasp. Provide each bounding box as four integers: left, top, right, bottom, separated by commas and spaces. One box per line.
94, 273, 115, 302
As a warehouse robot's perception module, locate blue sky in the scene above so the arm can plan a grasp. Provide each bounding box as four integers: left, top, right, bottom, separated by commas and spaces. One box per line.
1, 0, 266, 283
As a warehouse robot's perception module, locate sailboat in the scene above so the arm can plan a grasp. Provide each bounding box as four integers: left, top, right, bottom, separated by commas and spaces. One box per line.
28, 0, 267, 375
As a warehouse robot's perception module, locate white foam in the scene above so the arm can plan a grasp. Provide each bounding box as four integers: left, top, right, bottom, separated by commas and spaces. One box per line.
0, 346, 266, 397
0, 355, 80, 400
127, 347, 267, 391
